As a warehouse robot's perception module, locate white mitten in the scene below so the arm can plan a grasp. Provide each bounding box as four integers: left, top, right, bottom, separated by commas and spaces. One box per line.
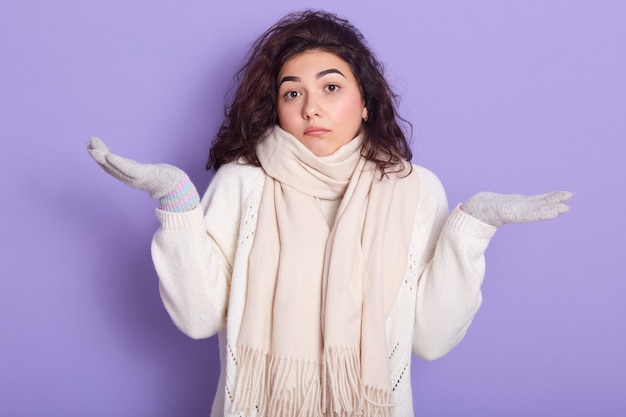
87, 137, 200, 212
462, 191, 572, 227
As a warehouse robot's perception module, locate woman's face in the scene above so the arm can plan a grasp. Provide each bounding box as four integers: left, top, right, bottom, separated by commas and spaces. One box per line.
276, 50, 367, 157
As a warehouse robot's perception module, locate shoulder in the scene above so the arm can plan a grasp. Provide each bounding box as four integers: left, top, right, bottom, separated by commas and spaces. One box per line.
208, 161, 265, 194
401, 164, 447, 210
410, 164, 445, 195
408, 164, 449, 226
212, 161, 265, 185
200, 162, 266, 213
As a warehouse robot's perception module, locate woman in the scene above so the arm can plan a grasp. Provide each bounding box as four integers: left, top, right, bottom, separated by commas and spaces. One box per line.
88, 10, 571, 417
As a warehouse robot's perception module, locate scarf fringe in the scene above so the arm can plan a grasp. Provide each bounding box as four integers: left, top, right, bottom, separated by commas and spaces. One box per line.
232, 345, 394, 417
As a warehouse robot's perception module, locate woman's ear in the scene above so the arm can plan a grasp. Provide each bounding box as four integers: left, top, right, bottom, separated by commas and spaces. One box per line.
362, 107, 368, 122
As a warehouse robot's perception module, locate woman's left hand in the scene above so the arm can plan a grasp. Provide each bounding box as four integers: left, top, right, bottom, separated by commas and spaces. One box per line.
461, 191, 573, 227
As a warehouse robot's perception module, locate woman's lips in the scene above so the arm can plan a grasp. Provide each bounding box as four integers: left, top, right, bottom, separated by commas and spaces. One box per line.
304, 126, 330, 136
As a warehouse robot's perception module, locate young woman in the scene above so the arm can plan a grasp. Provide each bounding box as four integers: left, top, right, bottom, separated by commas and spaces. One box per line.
88, 10, 571, 417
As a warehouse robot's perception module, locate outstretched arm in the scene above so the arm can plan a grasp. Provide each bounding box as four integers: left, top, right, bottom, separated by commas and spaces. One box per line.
87, 137, 228, 338
412, 171, 572, 360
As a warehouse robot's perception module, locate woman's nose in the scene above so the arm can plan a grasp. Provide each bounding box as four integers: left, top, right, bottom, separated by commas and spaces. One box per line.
302, 95, 322, 119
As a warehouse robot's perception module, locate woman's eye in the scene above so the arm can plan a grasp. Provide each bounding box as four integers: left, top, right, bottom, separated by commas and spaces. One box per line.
284, 90, 301, 99
325, 84, 340, 93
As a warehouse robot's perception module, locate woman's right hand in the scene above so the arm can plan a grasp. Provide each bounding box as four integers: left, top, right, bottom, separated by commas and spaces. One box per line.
87, 137, 200, 212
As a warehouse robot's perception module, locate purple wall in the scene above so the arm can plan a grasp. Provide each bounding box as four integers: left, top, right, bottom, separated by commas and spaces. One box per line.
1, 0, 624, 415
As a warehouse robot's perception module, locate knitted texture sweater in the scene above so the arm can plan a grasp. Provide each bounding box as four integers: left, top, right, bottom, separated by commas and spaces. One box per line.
151, 162, 496, 417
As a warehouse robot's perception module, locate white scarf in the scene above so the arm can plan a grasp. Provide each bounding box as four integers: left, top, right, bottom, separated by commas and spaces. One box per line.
233, 126, 420, 417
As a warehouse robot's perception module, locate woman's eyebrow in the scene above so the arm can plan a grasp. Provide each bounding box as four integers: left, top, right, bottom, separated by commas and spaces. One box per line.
278, 69, 346, 86
316, 68, 345, 79
278, 76, 300, 85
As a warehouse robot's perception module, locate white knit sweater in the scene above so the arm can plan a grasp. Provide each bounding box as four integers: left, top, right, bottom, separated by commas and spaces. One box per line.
151, 162, 496, 417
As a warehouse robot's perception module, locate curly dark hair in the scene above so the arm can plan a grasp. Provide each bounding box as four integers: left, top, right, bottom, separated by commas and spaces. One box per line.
207, 10, 412, 173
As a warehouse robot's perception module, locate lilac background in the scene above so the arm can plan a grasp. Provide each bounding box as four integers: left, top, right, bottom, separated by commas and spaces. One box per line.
1, 0, 624, 415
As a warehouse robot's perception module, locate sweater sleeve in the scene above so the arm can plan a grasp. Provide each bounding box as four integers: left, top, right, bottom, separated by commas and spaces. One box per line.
410, 167, 497, 360
150, 163, 262, 339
